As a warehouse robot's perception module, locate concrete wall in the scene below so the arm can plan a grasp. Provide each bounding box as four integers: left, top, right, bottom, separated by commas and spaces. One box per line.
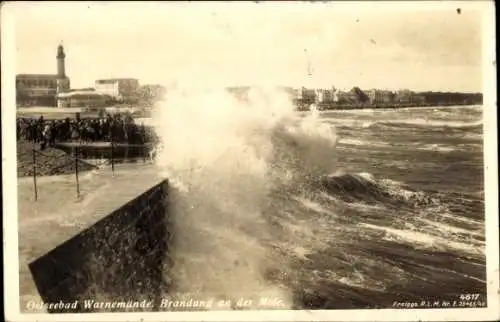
28, 179, 171, 313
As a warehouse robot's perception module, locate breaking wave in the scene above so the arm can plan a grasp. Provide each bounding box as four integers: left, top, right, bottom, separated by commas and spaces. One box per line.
151, 87, 485, 309
152, 86, 337, 306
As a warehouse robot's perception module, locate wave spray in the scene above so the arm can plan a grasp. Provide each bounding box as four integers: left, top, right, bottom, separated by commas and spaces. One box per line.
152, 85, 337, 308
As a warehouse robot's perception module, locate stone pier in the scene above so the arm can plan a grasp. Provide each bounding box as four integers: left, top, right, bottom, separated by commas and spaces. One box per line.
18, 164, 170, 313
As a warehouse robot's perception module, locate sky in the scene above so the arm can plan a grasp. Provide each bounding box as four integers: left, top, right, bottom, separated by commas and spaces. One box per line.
5, 1, 492, 92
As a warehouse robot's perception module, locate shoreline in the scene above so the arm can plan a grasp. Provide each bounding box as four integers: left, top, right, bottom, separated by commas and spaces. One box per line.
297, 103, 483, 111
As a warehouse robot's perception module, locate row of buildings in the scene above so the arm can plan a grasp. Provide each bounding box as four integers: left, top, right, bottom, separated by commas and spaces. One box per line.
16, 44, 164, 109
293, 87, 426, 107
293, 87, 482, 109
16, 44, 481, 110
226, 86, 481, 109
224, 86, 428, 108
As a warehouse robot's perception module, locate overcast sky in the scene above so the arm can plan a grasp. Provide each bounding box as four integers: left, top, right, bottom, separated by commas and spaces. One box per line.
6, 1, 490, 92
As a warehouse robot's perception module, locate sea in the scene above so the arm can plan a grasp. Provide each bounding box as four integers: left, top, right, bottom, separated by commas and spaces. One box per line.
150, 88, 486, 310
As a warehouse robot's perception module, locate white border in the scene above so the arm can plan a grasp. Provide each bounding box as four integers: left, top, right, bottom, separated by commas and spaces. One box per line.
2, 1, 498, 321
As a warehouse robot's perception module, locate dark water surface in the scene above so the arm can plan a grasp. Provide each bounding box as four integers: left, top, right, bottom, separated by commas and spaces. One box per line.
270, 105, 486, 309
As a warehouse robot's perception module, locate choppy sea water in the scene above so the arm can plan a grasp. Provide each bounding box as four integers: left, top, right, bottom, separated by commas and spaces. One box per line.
152, 91, 485, 310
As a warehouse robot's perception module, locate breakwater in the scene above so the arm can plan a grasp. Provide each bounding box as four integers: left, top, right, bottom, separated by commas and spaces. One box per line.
27, 178, 170, 313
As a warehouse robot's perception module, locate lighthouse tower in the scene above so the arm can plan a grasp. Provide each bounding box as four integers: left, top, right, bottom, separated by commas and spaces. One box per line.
56, 44, 70, 97
57, 44, 66, 77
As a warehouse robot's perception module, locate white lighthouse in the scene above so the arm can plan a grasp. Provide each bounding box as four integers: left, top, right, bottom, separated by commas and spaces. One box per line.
56, 44, 70, 99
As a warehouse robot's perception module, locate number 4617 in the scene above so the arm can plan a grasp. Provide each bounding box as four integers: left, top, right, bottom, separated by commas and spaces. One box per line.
460, 294, 480, 301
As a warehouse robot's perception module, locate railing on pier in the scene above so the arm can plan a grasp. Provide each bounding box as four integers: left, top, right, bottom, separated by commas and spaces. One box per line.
25, 140, 154, 202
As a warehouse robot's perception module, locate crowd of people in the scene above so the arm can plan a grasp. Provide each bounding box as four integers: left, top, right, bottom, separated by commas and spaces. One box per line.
17, 113, 158, 149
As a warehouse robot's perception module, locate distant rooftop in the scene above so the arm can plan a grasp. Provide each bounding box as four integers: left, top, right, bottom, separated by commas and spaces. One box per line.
57, 90, 111, 98
96, 78, 139, 82
67, 88, 95, 92
16, 74, 60, 79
